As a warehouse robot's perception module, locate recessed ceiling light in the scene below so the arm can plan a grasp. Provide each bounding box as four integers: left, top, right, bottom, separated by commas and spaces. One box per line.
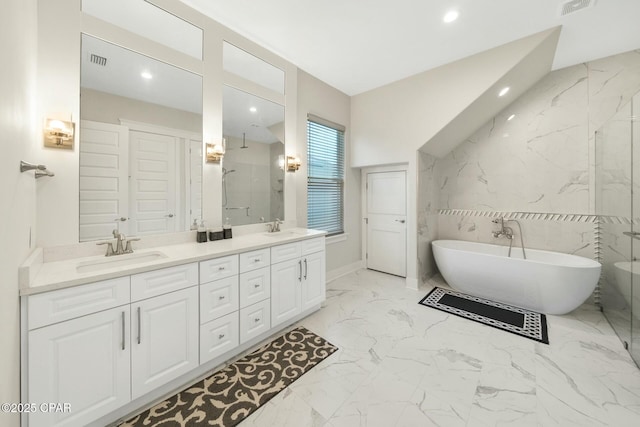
499, 87, 510, 97
507, 114, 515, 121
443, 10, 459, 23
249, 107, 257, 113
141, 71, 153, 79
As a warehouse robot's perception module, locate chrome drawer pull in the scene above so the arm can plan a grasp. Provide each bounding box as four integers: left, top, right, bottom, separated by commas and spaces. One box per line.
218, 334, 225, 339
137, 307, 141, 344
254, 317, 260, 323
218, 295, 225, 300
121, 311, 125, 351
218, 266, 225, 271
254, 258, 260, 262
254, 283, 260, 288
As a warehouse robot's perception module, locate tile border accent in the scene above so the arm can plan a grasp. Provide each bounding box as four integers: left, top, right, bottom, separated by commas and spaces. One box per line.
438, 209, 599, 223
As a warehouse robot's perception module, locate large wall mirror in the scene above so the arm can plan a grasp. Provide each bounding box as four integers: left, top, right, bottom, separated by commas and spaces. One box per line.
79, 34, 203, 242
222, 41, 286, 226
221, 85, 284, 226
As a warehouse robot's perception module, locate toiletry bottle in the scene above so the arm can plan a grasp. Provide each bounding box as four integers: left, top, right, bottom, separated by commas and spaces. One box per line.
197, 220, 208, 243
190, 218, 198, 231
223, 217, 232, 239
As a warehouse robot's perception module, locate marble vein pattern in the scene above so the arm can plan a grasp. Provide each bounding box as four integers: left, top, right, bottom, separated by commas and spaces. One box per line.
238, 269, 640, 427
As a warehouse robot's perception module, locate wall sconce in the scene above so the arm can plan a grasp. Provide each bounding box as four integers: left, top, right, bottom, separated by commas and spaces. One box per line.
285, 155, 301, 172
206, 141, 225, 163
44, 118, 75, 149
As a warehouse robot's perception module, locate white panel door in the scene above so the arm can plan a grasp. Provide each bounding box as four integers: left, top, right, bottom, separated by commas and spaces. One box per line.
271, 258, 302, 327
366, 171, 407, 277
28, 307, 130, 427
129, 131, 177, 236
79, 120, 129, 241
131, 287, 198, 399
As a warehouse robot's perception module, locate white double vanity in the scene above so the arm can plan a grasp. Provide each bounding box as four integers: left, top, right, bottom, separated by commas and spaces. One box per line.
20, 229, 326, 427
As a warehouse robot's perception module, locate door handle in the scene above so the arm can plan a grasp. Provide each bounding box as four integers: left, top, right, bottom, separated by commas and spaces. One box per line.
137, 307, 141, 344
114, 217, 128, 222
165, 213, 174, 218
395, 219, 406, 223
121, 311, 125, 351
304, 258, 308, 280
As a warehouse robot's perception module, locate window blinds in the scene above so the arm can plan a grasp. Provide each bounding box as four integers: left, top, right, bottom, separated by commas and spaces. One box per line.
307, 115, 345, 236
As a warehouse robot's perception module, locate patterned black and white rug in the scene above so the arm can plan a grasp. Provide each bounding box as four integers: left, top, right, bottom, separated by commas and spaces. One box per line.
419, 287, 549, 344
120, 326, 338, 427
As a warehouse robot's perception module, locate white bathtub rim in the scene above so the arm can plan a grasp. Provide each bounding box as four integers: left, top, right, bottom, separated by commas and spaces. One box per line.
432, 239, 600, 269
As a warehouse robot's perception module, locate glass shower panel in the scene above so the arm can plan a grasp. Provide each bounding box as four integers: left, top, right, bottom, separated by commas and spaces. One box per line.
632, 92, 640, 363
596, 100, 633, 354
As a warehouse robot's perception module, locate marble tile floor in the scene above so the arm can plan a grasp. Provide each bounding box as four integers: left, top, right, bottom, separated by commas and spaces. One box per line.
240, 269, 640, 427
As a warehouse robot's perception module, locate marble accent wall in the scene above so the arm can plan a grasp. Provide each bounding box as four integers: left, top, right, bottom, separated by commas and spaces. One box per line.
417, 152, 439, 283
416, 49, 640, 287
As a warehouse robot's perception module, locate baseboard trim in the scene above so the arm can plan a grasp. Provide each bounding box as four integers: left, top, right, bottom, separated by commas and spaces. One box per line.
327, 260, 365, 282
405, 277, 419, 290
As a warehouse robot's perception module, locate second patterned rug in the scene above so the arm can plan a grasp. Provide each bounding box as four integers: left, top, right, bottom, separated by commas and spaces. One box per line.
120, 326, 338, 427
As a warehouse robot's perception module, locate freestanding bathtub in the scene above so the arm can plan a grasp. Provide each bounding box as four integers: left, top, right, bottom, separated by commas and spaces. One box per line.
432, 240, 601, 315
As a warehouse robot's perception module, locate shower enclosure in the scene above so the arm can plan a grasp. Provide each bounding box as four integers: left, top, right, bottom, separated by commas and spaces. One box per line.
595, 90, 640, 366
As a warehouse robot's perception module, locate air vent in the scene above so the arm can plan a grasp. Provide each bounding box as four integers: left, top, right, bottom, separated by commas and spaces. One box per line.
560, 0, 595, 16
90, 53, 107, 66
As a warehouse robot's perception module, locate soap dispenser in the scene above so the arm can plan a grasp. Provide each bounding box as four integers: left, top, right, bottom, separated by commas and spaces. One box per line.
223, 217, 232, 239
197, 220, 208, 243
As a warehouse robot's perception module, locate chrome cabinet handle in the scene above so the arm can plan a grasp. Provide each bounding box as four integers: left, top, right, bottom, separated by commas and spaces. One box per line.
218, 295, 225, 300
218, 266, 225, 271
165, 214, 174, 218
254, 317, 260, 323
218, 334, 225, 339
121, 311, 125, 351
254, 283, 260, 288
137, 307, 141, 344
298, 260, 302, 282
304, 258, 308, 280
254, 258, 260, 262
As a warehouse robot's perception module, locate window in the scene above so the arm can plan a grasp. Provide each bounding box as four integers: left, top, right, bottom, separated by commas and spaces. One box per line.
307, 115, 345, 236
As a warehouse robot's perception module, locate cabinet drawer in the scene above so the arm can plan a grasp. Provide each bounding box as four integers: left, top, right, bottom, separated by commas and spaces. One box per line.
271, 242, 301, 264
200, 276, 239, 324
200, 312, 239, 364
200, 255, 239, 284
301, 237, 325, 256
239, 248, 270, 273
131, 263, 198, 302
240, 299, 271, 344
239, 267, 270, 308
28, 277, 130, 330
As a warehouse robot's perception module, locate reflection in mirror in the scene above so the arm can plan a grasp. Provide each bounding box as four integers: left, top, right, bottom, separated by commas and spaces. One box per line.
222, 85, 284, 226
80, 34, 203, 242
82, 0, 203, 60
223, 42, 285, 94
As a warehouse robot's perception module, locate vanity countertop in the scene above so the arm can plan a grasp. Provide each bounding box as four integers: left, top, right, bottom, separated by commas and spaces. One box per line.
20, 228, 326, 296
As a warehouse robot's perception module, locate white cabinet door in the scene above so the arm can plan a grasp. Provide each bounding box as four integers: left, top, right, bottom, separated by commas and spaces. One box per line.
301, 251, 326, 311
270, 258, 302, 327
131, 287, 199, 399
28, 307, 130, 427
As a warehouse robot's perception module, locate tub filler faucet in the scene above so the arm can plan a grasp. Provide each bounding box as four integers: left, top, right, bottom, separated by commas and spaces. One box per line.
491, 217, 527, 259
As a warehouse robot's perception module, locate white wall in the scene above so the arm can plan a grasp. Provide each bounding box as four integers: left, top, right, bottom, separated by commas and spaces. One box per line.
0, 0, 38, 425
350, 27, 560, 168
296, 69, 361, 274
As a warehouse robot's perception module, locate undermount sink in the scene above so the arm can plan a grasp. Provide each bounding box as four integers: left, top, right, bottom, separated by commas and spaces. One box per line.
263, 230, 301, 237
76, 251, 167, 273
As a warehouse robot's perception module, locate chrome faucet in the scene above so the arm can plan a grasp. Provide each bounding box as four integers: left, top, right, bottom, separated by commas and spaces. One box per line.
96, 229, 140, 256
491, 217, 527, 259
267, 218, 283, 233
